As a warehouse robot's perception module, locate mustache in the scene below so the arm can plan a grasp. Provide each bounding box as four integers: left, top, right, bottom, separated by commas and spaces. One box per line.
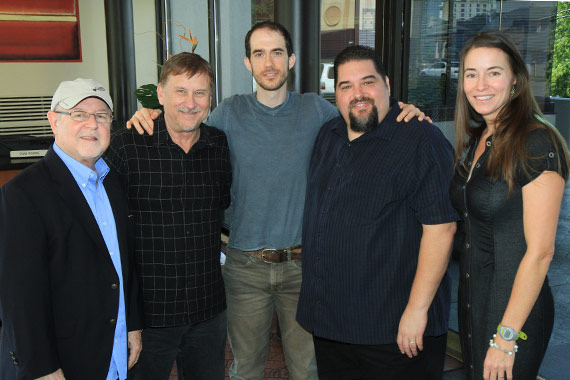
349, 97, 374, 109
177, 107, 203, 113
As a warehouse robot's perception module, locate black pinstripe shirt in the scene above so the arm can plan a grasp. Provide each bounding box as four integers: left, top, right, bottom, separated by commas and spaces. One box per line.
106, 116, 231, 327
297, 103, 458, 344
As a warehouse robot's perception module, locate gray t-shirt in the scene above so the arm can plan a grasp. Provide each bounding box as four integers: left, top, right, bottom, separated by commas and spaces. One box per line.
206, 92, 338, 250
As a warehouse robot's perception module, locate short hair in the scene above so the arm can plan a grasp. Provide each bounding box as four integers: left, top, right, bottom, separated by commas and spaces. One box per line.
333, 45, 387, 88
159, 52, 215, 93
244, 21, 293, 58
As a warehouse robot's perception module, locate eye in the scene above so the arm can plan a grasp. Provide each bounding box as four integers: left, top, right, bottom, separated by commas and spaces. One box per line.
94, 113, 113, 123
254, 52, 263, 58
195, 90, 207, 97
71, 111, 89, 121
464, 73, 475, 79
273, 51, 283, 56
177, 89, 186, 94
490, 71, 501, 77
339, 85, 351, 91
363, 81, 373, 86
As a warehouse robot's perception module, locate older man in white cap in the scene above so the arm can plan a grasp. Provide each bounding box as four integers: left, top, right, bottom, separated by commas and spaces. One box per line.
0, 78, 142, 380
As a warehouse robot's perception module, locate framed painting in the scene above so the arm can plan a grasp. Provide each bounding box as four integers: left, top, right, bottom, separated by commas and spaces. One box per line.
0, 0, 81, 62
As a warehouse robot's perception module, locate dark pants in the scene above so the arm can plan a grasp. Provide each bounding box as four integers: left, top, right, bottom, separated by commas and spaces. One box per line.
313, 334, 447, 380
129, 311, 227, 380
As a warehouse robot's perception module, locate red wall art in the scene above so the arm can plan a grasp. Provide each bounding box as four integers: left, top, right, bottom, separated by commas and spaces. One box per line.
0, 0, 81, 62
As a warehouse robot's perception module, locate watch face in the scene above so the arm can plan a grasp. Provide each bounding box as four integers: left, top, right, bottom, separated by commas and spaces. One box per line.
500, 327, 516, 340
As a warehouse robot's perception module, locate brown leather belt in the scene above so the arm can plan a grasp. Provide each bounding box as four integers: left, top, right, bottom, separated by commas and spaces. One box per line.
245, 245, 302, 263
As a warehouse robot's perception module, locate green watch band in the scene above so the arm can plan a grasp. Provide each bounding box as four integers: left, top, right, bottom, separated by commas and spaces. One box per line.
497, 324, 528, 341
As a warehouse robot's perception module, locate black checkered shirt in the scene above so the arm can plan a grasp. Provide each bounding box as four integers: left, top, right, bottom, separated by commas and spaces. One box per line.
106, 115, 231, 327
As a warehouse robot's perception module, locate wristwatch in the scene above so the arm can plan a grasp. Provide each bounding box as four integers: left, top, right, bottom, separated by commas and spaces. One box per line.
497, 324, 518, 341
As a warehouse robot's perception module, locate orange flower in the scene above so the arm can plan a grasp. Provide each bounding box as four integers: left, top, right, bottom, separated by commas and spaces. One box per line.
177, 27, 198, 53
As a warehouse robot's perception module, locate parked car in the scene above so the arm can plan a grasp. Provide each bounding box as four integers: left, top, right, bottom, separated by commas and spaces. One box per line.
419, 61, 459, 79
320, 62, 334, 95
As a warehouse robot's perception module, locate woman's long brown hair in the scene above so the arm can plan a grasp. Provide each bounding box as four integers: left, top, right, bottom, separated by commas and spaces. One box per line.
454, 30, 569, 193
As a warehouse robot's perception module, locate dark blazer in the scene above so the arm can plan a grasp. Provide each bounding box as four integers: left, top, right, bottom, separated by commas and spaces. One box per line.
0, 147, 142, 380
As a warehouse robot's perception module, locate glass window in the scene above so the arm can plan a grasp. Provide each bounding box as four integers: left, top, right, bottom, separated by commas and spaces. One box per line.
407, 1, 559, 125
320, 0, 376, 104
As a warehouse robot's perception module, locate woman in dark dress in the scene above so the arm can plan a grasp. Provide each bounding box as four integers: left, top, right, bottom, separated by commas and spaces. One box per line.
450, 30, 570, 380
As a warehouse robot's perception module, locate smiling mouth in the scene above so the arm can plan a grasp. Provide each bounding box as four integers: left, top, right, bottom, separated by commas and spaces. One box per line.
349, 98, 373, 111
80, 136, 98, 141
475, 95, 494, 101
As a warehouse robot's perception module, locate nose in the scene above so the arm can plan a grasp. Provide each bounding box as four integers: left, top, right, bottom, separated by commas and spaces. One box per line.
183, 93, 197, 108
263, 54, 273, 67
84, 113, 99, 128
352, 83, 364, 99
476, 75, 488, 91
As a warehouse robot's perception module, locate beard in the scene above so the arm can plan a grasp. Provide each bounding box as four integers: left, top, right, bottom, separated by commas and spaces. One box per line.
254, 68, 289, 91
348, 98, 379, 133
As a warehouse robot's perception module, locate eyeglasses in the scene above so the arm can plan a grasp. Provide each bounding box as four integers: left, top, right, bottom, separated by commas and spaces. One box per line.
54, 110, 113, 123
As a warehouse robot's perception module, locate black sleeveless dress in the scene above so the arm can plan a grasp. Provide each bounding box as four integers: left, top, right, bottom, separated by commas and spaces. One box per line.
449, 128, 565, 380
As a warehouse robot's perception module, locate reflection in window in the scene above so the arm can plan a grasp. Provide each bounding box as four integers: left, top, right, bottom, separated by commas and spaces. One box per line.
407, 1, 558, 122
320, 0, 376, 104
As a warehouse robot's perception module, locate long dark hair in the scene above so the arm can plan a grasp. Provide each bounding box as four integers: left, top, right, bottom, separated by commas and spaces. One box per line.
454, 30, 569, 191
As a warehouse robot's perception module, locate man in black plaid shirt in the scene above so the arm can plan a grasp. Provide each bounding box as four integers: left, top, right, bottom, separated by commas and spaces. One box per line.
106, 53, 231, 380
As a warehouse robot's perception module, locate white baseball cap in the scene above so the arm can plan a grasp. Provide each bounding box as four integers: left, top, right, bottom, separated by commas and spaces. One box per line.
51, 78, 113, 111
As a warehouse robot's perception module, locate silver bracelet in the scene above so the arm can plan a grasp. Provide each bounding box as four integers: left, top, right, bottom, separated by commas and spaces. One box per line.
489, 334, 518, 355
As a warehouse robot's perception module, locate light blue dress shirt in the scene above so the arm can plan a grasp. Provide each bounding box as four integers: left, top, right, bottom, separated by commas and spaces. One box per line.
53, 144, 128, 380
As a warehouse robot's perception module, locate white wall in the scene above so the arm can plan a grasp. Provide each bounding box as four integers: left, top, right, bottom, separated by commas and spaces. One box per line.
133, 0, 159, 90
0, 0, 109, 97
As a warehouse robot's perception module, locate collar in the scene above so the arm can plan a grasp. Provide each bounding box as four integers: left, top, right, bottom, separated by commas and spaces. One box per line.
53, 143, 109, 186
332, 97, 401, 142
252, 91, 291, 115
152, 114, 214, 150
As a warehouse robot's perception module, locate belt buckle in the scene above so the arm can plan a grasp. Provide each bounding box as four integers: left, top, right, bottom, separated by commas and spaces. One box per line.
260, 248, 278, 263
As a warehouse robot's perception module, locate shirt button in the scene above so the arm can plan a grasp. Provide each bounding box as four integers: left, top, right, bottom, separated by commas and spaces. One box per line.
465, 243, 470, 249
475, 163, 480, 168
465, 272, 470, 279
548, 152, 555, 158
109, 318, 116, 325
486, 141, 491, 147
111, 283, 118, 289
467, 303, 471, 308
102, 221, 107, 226
463, 212, 468, 218
468, 333, 472, 338
336, 163, 341, 168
